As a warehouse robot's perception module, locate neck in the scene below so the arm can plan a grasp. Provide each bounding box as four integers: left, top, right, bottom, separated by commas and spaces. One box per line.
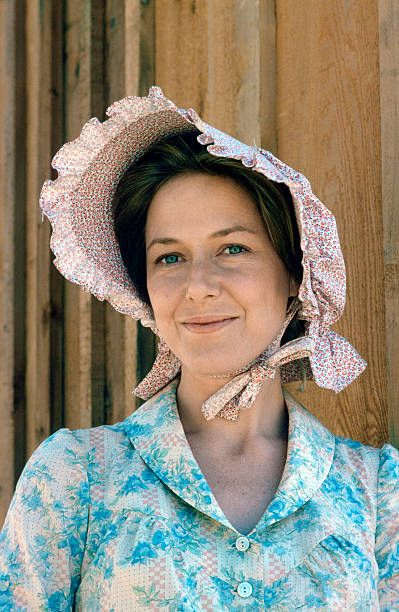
176, 367, 288, 453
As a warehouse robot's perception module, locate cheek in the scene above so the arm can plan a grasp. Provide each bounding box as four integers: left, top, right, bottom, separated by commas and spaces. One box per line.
230, 261, 287, 295
232, 265, 289, 320
146, 272, 182, 319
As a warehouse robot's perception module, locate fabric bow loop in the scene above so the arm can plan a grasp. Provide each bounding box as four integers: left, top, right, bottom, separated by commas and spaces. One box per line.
309, 329, 367, 393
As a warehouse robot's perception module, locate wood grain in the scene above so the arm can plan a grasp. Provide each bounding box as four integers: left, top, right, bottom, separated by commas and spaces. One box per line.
277, 0, 387, 446
379, 0, 399, 447
0, 0, 17, 521
25, 0, 53, 454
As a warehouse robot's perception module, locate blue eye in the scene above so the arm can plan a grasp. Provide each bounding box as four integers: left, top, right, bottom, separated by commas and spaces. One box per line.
158, 254, 181, 265
224, 244, 247, 255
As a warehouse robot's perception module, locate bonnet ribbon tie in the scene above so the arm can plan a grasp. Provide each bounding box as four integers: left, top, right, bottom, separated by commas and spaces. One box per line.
201, 298, 315, 420
134, 338, 182, 401
206, 336, 316, 421
308, 328, 367, 393
135, 296, 315, 421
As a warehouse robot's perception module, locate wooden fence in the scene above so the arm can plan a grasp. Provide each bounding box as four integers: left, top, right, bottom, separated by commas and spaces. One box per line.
0, 0, 398, 527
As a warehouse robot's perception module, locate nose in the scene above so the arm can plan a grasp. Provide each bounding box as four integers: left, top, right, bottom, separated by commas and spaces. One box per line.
184, 258, 221, 301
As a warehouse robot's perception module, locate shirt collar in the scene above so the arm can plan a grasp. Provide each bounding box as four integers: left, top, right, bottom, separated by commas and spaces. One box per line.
123, 378, 335, 536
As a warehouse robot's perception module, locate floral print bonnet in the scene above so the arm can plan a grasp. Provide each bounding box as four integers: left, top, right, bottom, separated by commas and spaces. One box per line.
39, 86, 367, 421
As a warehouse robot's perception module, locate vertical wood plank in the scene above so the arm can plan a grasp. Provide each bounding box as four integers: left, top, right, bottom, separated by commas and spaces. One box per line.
259, 0, 277, 152
64, 0, 96, 429
155, 0, 208, 110
25, 0, 53, 455
12, 0, 28, 486
379, 0, 399, 447
278, 0, 387, 446
0, 0, 17, 524
88, 1, 106, 428
128, 0, 157, 409
155, 0, 274, 142
136, 0, 155, 97
49, 0, 66, 434
213, 0, 268, 145
135, 0, 157, 406
104, 0, 140, 422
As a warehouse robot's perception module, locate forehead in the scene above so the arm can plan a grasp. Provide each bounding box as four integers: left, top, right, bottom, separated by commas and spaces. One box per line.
145, 173, 265, 238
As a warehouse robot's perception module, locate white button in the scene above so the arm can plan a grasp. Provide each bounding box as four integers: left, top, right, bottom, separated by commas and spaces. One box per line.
235, 536, 250, 551
237, 581, 253, 598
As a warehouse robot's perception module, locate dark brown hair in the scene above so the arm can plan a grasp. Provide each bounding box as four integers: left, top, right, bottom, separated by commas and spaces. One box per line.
112, 130, 305, 343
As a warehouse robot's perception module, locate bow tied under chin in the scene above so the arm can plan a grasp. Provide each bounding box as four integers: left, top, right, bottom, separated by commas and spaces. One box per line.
201, 335, 315, 421
134, 296, 318, 422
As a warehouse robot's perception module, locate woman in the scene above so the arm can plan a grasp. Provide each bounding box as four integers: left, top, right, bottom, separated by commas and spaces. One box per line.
0, 86, 398, 610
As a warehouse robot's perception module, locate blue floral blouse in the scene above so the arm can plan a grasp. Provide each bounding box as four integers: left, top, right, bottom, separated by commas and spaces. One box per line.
0, 379, 398, 611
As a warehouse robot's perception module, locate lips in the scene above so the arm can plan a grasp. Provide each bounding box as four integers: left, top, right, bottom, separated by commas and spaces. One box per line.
182, 316, 238, 334
183, 316, 235, 324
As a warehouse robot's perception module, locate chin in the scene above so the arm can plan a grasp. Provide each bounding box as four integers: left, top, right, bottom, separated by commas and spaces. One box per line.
173, 335, 271, 376
182, 353, 253, 378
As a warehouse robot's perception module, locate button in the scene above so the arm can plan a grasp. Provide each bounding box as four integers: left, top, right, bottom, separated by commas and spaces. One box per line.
237, 581, 253, 598
235, 536, 250, 551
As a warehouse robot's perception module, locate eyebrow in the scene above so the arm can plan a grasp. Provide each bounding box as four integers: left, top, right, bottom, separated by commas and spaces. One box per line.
146, 224, 257, 251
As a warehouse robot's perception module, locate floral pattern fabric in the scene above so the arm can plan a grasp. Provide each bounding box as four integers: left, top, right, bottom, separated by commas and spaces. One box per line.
0, 379, 398, 611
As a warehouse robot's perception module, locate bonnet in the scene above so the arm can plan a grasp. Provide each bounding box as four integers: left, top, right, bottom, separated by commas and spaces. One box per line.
39, 85, 367, 421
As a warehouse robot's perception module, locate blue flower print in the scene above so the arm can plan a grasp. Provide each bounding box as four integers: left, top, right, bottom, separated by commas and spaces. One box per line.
129, 541, 158, 566
0, 382, 398, 610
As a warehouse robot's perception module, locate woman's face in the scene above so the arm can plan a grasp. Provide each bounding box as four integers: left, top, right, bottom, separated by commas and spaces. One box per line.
145, 172, 296, 377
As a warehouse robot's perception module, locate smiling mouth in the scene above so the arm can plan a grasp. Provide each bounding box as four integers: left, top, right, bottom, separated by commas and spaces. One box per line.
182, 318, 238, 334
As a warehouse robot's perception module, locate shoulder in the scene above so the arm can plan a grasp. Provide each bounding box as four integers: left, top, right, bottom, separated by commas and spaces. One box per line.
375, 441, 399, 522
319, 430, 396, 516
331, 434, 399, 523
5, 419, 130, 516
25, 426, 90, 467
330, 433, 399, 493
3, 428, 91, 527
331, 431, 382, 474
374, 442, 399, 601
377, 441, 399, 483
333, 432, 399, 475
14, 427, 89, 488
26, 418, 131, 467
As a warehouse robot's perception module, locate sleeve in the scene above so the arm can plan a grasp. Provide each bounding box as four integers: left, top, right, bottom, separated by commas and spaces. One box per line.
0, 428, 90, 611
375, 441, 399, 611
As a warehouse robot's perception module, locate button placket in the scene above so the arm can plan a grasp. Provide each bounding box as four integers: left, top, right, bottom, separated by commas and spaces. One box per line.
233, 536, 254, 599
